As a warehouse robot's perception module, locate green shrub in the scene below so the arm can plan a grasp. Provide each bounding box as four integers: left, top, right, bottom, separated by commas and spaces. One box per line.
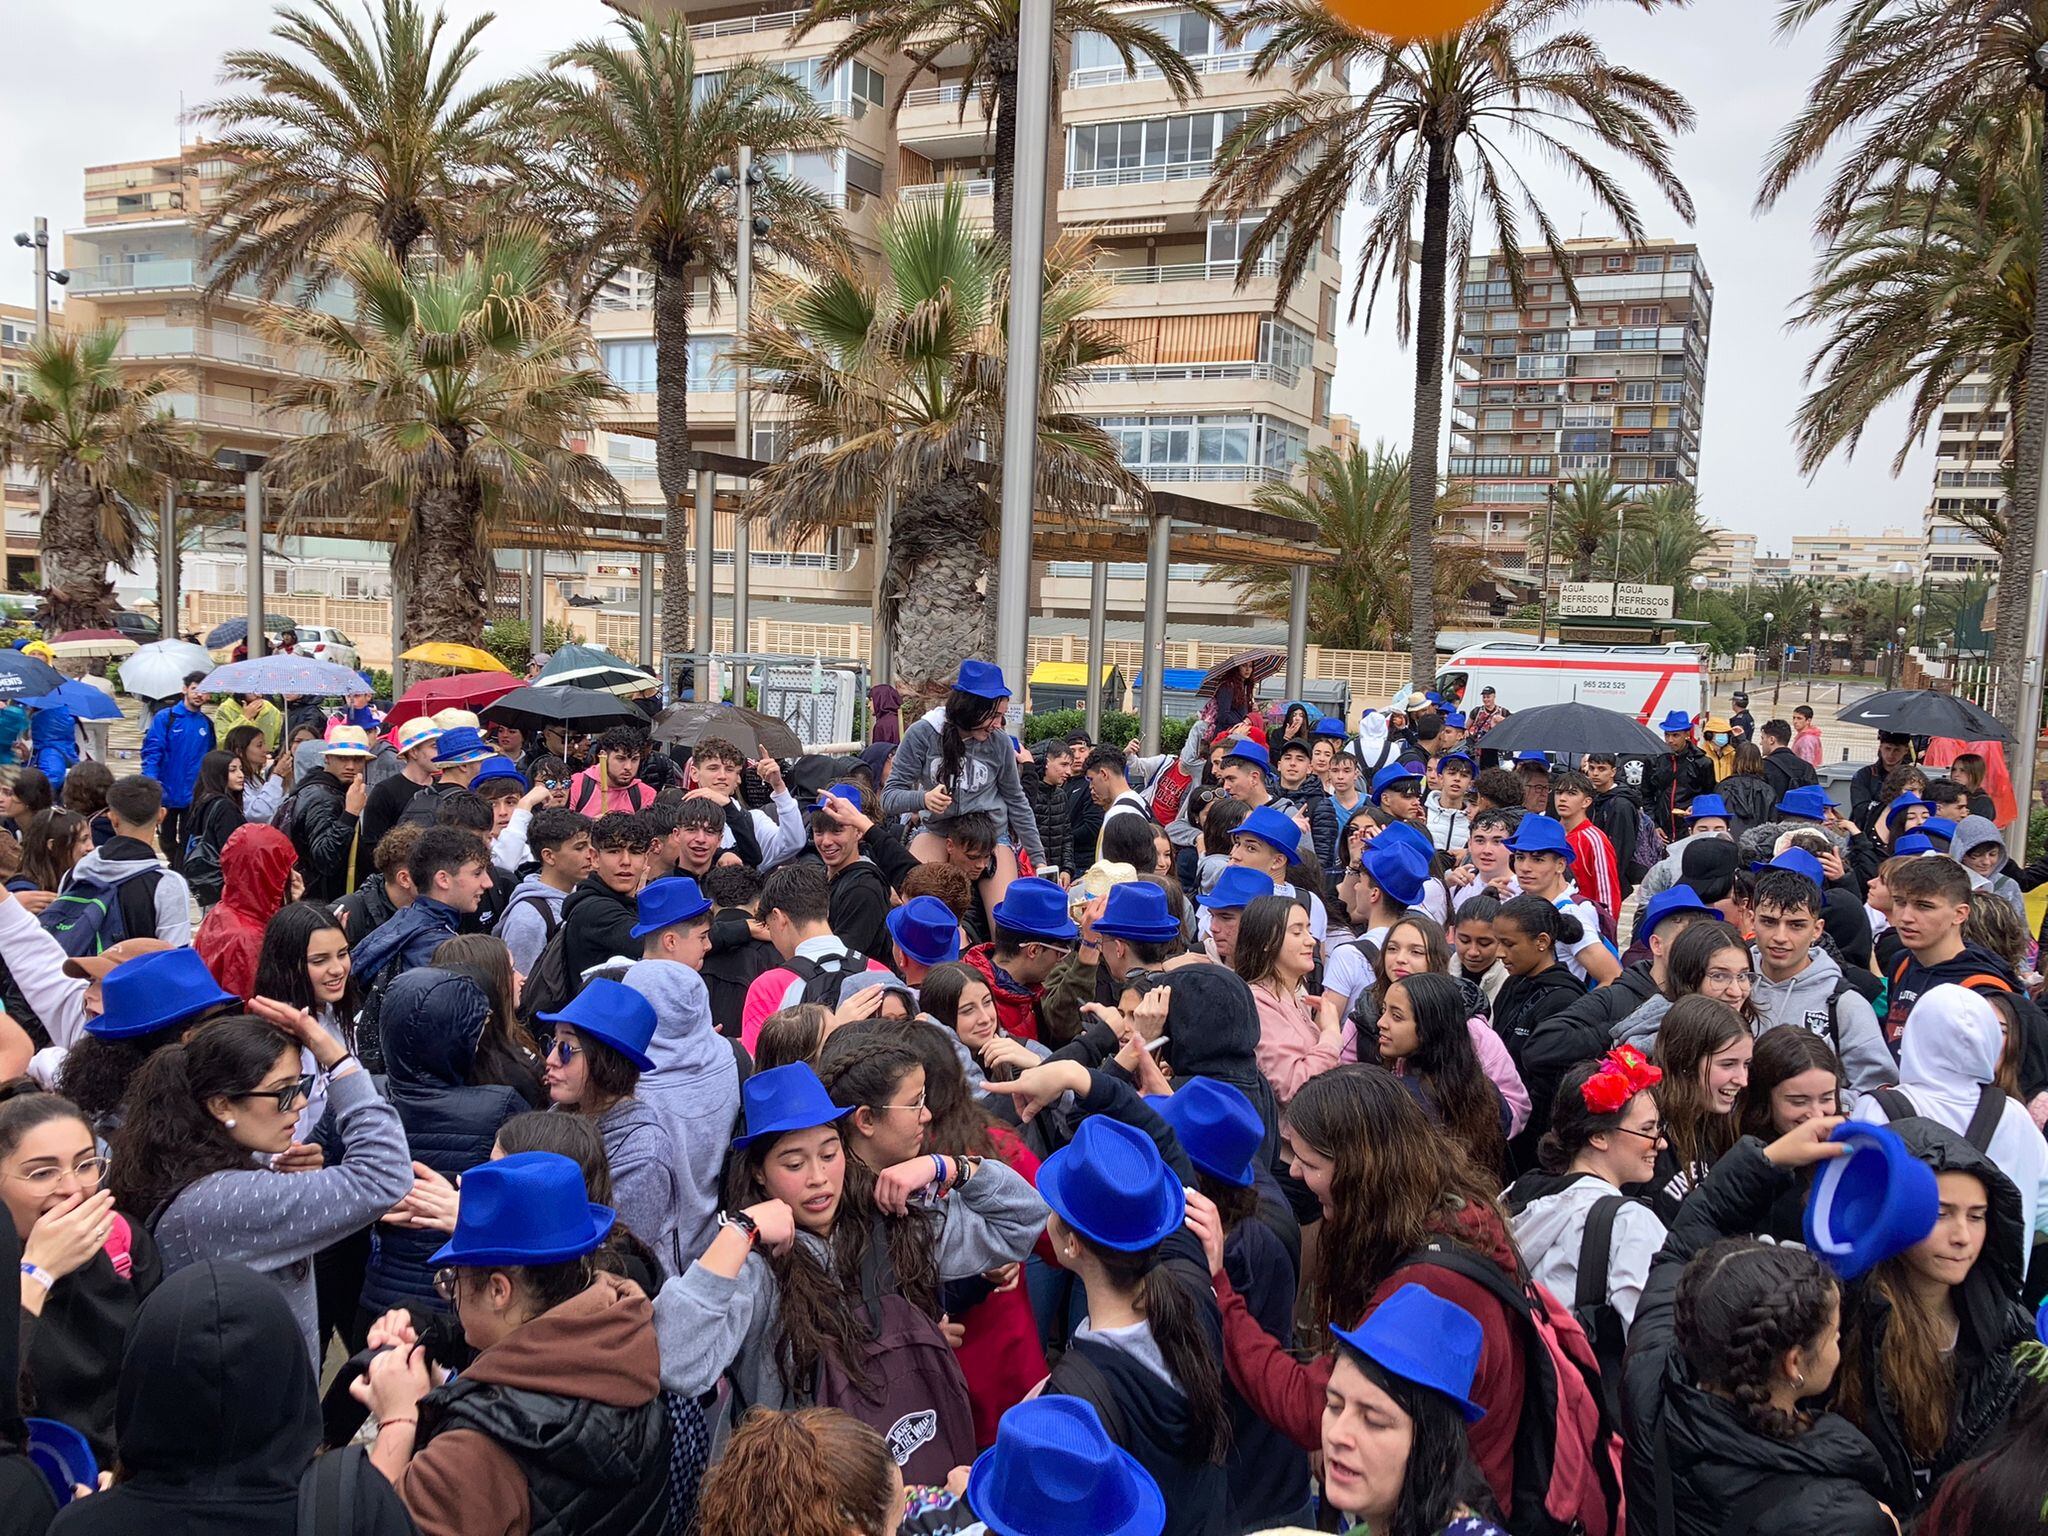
367, 667, 394, 701
2030, 804, 2046, 864
1022, 708, 1189, 753
479, 618, 573, 672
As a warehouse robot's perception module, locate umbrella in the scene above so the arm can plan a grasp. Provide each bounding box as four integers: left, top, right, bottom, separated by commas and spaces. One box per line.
197, 655, 368, 698
383, 672, 523, 732
120, 639, 215, 700
651, 702, 803, 759
537, 643, 658, 695
21, 680, 124, 720
483, 684, 648, 733
1197, 648, 1288, 698
1476, 701, 1670, 757
48, 629, 137, 659
400, 642, 510, 673
203, 614, 300, 649
0, 653, 66, 700
1835, 688, 2014, 745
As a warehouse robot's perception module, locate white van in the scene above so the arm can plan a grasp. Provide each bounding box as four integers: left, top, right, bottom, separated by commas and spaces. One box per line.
1434, 640, 1710, 725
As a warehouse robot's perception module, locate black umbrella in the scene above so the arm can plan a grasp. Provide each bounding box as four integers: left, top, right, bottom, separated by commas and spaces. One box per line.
1197, 648, 1288, 698
1477, 701, 1670, 757
203, 614, 300, 648
651, 702, 803, 759
482, 684, 646, 733
0, 652, 65, 700
1835, 688, 2013, 744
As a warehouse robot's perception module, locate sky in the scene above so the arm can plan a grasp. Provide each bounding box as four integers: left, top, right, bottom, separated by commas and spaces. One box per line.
0, 0, 1936, 554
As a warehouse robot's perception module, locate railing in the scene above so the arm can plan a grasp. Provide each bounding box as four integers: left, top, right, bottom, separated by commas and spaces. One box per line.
901, 82, 971, 108
1128, 462, 1288, 485
66, 259, 207, 294
1103, 257, 1278, 284
686, 9, 803, 39
902, 178, 993, 201
1068, 49, 1259, 89
1079, 360, 1299, 388
163, 394, 313, 434
114, 326, 330, 375
1066, 161, 1214, 189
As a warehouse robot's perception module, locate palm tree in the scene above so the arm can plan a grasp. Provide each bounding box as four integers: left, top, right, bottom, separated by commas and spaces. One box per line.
0, 330, 204, 631
261, 232, 626, 646
1761, 0, 2048, 722
1827, 573, 1887, 671
198, 0, 521, 301
790, 0, 1217, 245
1220, 442, 1490, 649
1542, 470, 1634, 583
739, 185, 1143, 701
1207, 0, 1695, 687
525, 16, 847, 675
1617, 482, 1714, 587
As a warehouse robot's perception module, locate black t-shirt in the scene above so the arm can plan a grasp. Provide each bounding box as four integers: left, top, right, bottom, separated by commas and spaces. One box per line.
359, 774, 426, 860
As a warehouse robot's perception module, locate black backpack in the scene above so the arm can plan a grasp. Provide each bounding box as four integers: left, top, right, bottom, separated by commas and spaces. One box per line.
1872, 1084, 2005, 1154
785, 950, 869, 1008
517, 921, 576, 1035
1572, 1194, 1635, 1428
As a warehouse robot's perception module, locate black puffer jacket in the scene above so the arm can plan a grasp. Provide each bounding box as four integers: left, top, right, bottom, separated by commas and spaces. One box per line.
1622, 1137, 1895, 1536
289, 767, 362, 903
1021, 759, 1074, 875
1522, 959, 1661, 1087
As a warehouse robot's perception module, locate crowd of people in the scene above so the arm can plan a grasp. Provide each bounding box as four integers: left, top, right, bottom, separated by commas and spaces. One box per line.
1, 657, 2045, 1536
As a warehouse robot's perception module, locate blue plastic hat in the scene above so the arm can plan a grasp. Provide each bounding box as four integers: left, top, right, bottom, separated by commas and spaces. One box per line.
1778, 784, 1832, 821
1147, 1079, 1262, 1188
1361, 838, 1430, 909
1038, 1115, 1185, 1252
1882, 793, 1929, 828
1425, 691, 1444, 706
731, 1062, 853, 1151
1330, 1283, 1487, 1424
1803, 1121, 1939, 1280
470, 755, 528, 790
1894, 832, 1937, 856
1919, 816, 1957, 847
1656, 709, 1696, 734
967, 1396, 1166, 1536
1197, 865, 1276, 911
955, 660, 1012, 700
1515, 750, 1550, 766
89, 948, 238, 1039
630, 876, 713, 938
1751, 848, 1826, 890
433, 726, 494, 766
1443, 710, 1468, 730
990, 876, 1081, 942
886, 894, 963, 966
1640, 885, 1723, 939
1436, 749, 1476, 771
1505, 812, 1574, 863
537, 976, 658, 1072
812, 780, 869, 815
1234, 804, 1302, 864
1313, 715, 1349, 738
1094, 882, 1184, 944
1684, 794, 1730, 822
1375, 818, 1436, 862
25, 1418, 96, 1508
429, 1151, 616, 1268
1370, 761, 1424, 804
1222, 738, 1272, 773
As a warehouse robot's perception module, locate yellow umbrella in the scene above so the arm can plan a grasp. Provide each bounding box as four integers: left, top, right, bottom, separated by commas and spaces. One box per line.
399, 643, 510, 673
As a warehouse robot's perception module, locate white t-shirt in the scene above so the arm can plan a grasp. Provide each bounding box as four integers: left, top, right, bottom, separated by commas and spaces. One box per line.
1553, 892, 1607, 984
1322, 924, 1387, 1011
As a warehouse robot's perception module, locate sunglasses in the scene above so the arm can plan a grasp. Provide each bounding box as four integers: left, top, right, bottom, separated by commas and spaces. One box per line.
242, 1073, 317, 1112
545, 1036, 581, 1063
433, 1267, 462, 1302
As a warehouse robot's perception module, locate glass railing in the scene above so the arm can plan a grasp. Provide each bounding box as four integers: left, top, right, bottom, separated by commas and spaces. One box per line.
114, 326, 331, 374
1066, 161, 1214, 188
1079, 360, 1299, 388
1068, 50, 1259, 89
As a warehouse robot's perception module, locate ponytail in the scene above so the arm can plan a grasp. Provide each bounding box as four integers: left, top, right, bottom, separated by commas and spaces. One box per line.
936, 689, 995, 795
1498, 892, 1582, 949
1084, 1238, 1231, 1465
107, 1017, 294, 1223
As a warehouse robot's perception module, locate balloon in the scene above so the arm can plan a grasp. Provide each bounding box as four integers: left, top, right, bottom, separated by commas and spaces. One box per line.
1321, 0, 1497, 39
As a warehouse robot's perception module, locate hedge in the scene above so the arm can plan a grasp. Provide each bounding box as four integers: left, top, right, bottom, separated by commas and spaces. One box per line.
1022, 708, 1189, 754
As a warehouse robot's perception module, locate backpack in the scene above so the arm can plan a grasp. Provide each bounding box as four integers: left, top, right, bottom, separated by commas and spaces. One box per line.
1628, 807, 1667, 883
785, 950, 869, 1008
812, 1238, 977, 1486
1572, 1195, 1633, 1429
1872, 1084, 2006, 1155
516, 921, 576, 1035
184, 802, 229, 907
509, 892, 561, 945
1394, 1243, 1624, 1536
571, 774, 651, 816
40, 873, 131, 957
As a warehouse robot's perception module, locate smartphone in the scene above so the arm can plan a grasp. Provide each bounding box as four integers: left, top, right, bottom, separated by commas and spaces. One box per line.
1144, 1034, 1171, 1056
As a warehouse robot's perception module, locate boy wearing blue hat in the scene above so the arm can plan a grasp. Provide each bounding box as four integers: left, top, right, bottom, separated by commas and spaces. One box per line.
886, 892, 964, 989
1216, 737, 1275, 811
1229, 805, 1329, 943
959, 875, 1082, 1045
1644, 711, 1717, 840
1370, 761, 1427, 827
1195, 865, 1273, 966
1506, 813, 1622, 986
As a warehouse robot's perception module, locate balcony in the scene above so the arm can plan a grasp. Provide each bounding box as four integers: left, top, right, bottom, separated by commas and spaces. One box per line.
1103, 257, 1278, 285
901, 82, 971, 109
1066, 160, 1213, 189
902, 178, 993, 203
1080, 359, 1299, 388
162, 393, 314, 436
114, 326, 330, 376
1128, 463, 1288, 485
685, 9, 803, 40
1068, 50, 1258, 89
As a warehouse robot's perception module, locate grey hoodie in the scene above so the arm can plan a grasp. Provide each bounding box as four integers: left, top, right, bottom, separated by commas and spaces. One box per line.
622, 959, 741, 1263
63, 839, 193, 945
1612, 994, 1673, 1055
1747, 945, 1897, 1100
498, 870, 571, 976
598, 1094, 691, 1280
1951, 814, 2028, 924
881, 705, 1045, 861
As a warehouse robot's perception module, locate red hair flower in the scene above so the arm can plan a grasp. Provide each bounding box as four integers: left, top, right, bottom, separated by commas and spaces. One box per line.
1581, 1047, 1662, 1115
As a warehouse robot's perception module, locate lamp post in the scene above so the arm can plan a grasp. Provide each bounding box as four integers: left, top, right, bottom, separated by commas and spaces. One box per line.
13, 220, 70, 527
1890, 626, 1907, 689
1912, 601, 1926, 653
1763, 609, 1776, 704
1887, 560, 1912, 684
713, 152, 769, 705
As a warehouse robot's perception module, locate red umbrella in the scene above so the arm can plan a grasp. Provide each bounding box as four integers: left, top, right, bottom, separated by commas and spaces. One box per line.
382, 672, 522, 731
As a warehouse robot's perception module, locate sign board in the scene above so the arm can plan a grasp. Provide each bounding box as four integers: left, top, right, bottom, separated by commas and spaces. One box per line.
1557, 581, 1676, 620
1559, 582, 1614, 617
1613, 583, 1675, 620
759, 663, 859, 748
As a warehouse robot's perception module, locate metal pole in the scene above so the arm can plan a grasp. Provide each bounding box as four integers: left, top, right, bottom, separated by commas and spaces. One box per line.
731, 146, 755, 706
693, 467, 716, 702
390, 576, 405, 692
1283, 565, 1309, 701
2008, 569, 2048, 852
157, 484, 177, 640
32, 218, 50, 531
244, 470, 265, 660
639, 553, 655, 677
992, 0, 1055, 730
871, 483, 894, 687
1536, 483, 1554, 645
528, 548, 546, 654
1139, 513, 1169, 753
1084, 560, 1108, 739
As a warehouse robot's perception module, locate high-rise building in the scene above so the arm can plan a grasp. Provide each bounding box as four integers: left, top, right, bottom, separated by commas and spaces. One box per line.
1449, 236, 1711, 570
1922, 369, 2004, 583
1790, 524, 1922, 584
1699, 527, 1755, 590
2, 302, 42, 586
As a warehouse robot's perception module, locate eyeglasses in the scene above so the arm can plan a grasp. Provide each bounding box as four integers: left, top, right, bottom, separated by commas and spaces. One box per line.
544, 1036, 581, 1063
241, 1073, 317, 1112
10, 1155, 110, 1190
879, 1090, 929, 1114
433, 1267, 461, 1302
1611, 1124, 1667, 1145
1028, 942, 1073, 960
1703, 970, 1763, 990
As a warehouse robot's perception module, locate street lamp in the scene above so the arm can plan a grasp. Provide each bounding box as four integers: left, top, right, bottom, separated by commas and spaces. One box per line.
1911, 601, 1926, 651
1763, 609, 1777, 703
13, 219, 69, 522
1890, 625, 1907, 689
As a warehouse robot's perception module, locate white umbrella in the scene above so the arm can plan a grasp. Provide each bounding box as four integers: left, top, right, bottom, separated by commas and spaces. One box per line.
120, 639, 216, 700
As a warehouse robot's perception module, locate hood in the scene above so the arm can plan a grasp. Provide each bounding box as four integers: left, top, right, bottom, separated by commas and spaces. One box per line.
1897, 984, 2003, 1114
622, 958, 729, 1081
219, 824, 298, 921
916, 704, 946, 730
564, 872, 634, 918
508, 871, 570, 911
297, 765, 347, 797
1502, 1167, 1604, 1216
1750, 943, 1847, 1023
462, 1271, 659, 1410
72, 838, 171, 889
30, 706, 74, 749
1820, 890, 1874, 969
1503, 1173, 1626, 1265
1883, 1117, 2027, 1315
838, 971, 917, 1008
292, 738, 329, 780
1163, 962, 1262, 1080
1950, 814, 2008, 869
113, 1260, 321, 1497
1663, 1377, 1888, 1490
380, 967, 490, 1088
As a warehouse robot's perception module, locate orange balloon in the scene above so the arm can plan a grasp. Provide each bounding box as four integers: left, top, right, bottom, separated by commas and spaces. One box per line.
1321, 0, 1497, 40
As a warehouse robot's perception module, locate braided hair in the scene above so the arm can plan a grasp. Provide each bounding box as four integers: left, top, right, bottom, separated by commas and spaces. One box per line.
1675, 1236, 1839, 1441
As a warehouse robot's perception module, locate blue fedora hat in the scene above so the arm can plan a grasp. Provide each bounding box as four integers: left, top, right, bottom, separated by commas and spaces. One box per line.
1443, 710, 1468, 730
811, 780, 869, 815
1370, 761, 1424, 804
536, 976, 658, 1072
433, 726, 494, 766
1803, 1121, 1938, 1280
1361, 838, 1430, 909
1893, 832, 1937, 855
1313, 715, 1349, 738
955, 659, 1012, 700
731, 1062, 853, 1151
470, 755, 528, 790
1038, 1116, 1184, 1253
1094, 882, 1183, 945
1640, 885, 1723, 940
1424, 691, 1444, 706
24, 1418, 96, 1508
89, 948, 238, 1039
967, 1396, 1165, 1536
1918, 815, 1957, 847
1197, 865, 1275, 911
886, 894, 962, 966
1436, 748, 1476, 771
991, 876, 1080, 943
1331, 1283, 1487, 1423
1683, 794, 1730, 821
1882, 793, 1929, 828
1222, 737, 1272, 773
1146, 1079, 1262, 1188
1656, 709, 1695, 734
430, 1151, 615, 1268
631, 876, 713, 938
1751, 848, 1825, 889
1234, 804, 1302, 864
1514, 750, 1550, 766
1778, 784, 1832, 821
1505, 812, 1574, 863
1374, 818, 1435, 862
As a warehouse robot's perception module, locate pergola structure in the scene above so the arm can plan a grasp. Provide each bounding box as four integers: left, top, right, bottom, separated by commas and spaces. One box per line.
169, 447, 1332, 751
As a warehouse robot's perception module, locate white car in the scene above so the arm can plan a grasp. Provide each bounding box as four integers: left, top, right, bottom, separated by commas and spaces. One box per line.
291, 625, 360, 671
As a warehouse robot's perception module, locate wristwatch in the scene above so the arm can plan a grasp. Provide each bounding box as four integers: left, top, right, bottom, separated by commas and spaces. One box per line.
718, 1209, 760, 1246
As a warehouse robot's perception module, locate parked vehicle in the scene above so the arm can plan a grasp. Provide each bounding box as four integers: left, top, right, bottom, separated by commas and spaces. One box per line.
292, 624, 359, 670
1434, 640, 1710, 725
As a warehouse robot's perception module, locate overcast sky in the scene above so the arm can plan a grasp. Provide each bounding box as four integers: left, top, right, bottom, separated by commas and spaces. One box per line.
0, 0, 1934, 554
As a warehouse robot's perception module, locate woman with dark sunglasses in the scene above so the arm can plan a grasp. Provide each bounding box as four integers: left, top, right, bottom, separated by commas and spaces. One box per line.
107, 1004, 412, 1367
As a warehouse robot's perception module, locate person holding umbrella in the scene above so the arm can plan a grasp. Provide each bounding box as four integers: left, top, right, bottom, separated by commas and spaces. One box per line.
141, 672, 216, 871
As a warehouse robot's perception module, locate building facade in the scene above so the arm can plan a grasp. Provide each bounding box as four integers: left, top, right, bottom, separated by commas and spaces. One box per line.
1699, 527, 1755, 590
1789, 525, 1921, 584
1, 302, 40, 586
1922, 370, 2004, 583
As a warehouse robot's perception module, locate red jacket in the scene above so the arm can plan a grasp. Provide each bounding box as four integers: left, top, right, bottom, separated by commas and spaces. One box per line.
1214, 1199, 1527, 1516
962, 943, 1044, 1043
953, 1126, 1050, 1447
196, 824, 299, 998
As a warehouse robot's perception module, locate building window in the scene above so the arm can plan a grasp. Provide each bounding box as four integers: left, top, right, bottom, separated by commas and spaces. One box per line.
601, 339, 658, 393
1619, 408, 1653, 428
845, 151, 884, 197
1260, 317, 1315, 374
1623, 382, 1653, 403
1605, 255, 1624, 270
1670, 253, 1695, 271
1636, 255, 1664, 273
1482, 410, 1512, 430
1628, 306, 1661, 326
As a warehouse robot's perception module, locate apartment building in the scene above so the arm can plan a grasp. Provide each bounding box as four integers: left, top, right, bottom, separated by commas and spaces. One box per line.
1449, 236, 1711, 570
1, 302, 40, 586
1922, 370, 2004, 583
1789, 524, 1922, 584
1699, 527, 1755, 590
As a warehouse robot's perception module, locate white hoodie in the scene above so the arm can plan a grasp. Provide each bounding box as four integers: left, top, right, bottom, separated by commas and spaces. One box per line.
1508, 1172, 1667, 1330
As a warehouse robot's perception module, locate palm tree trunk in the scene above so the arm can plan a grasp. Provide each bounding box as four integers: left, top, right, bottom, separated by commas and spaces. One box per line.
891, 473, 991, 709
39, 466, 119, 631
405, 476, 491, 647
1405, 133, 1452, 688
1992, 120, 2048, 726
990, 60, 1018, 250
653, 259, 695, 676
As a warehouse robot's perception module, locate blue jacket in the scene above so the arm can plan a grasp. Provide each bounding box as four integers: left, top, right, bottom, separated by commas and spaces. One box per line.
29, 706, 78, 793
360, 968, 526, 1314
348, 895, 464, 1073
141, 699, 215, 807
